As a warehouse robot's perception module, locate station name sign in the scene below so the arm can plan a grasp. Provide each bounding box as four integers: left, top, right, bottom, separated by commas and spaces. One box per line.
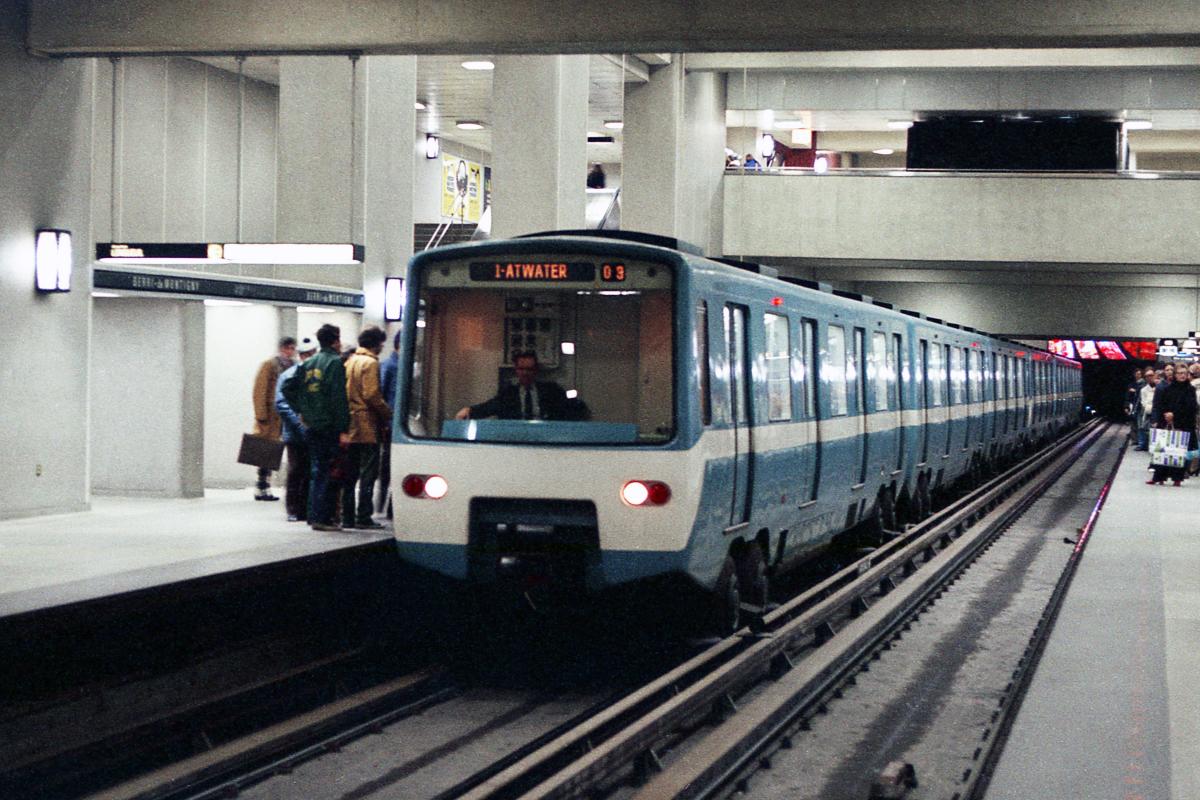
468, 261, 628, 283
93, 268, 364, 308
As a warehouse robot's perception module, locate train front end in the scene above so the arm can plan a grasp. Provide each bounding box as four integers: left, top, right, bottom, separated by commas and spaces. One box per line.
391, 238, 703, 604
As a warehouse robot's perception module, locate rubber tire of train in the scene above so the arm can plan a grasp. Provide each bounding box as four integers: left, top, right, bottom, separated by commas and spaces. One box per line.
736, 543, 769, 613
711, 555, 742, 637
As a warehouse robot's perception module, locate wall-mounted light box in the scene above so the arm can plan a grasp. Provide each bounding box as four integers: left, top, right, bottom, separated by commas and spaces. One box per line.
36, 228, 72, 292
425, 134, 440, 159
384, 276, 405, 322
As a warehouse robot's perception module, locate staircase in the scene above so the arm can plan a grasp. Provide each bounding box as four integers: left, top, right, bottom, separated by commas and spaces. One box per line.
413, 222, 478, 251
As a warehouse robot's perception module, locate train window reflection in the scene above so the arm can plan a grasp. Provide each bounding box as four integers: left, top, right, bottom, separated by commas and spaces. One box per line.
825, 325, 848, 416
764, 312, 792, 421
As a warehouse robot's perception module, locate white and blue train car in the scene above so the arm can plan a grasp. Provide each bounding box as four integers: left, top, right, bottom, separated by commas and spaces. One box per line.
391, 232, 1082, 630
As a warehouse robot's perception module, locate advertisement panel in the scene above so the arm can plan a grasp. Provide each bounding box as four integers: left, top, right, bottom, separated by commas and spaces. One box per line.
441, 156, 487, 223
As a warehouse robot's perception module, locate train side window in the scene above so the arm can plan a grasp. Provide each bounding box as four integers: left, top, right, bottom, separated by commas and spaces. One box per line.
802, 319, 817, 417
826, 324, 848, 416
950, 346, 965, 405
927, 340, 944, 407
764, 312, 792, 421
696, 302, 711, 425
871, 331, 889, 411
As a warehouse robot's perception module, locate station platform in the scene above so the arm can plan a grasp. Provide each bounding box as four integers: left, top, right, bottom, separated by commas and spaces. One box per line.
0, 489, 393, 619
989, 443, 1200, 800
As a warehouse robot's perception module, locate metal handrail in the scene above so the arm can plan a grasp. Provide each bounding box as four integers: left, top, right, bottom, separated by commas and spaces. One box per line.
725, 166, 1200, 180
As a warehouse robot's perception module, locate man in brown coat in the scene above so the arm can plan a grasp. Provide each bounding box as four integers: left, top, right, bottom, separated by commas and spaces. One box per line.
341, 326, 391, 528
251, 336, 297, 501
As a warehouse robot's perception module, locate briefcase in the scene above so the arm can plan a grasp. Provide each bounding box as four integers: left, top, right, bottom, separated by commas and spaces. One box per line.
237, 433, 285, 470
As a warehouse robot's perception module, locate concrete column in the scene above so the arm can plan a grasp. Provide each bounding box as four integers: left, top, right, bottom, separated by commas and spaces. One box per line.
491, 55, 588, 239
276, 56, 360, 289
362, 56, 416, 327
179, 302, 206, 497
622, 59, 727, 256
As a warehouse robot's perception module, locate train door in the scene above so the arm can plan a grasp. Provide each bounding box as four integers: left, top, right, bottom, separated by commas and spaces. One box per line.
891, 333, 905, 473
853, 327, 868, 486
799, 319, 819, 504
918, 339, 930, 465
724, 304, 753, 528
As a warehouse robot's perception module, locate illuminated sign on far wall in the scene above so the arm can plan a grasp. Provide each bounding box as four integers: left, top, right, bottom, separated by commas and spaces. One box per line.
1048, 339, 1158, 361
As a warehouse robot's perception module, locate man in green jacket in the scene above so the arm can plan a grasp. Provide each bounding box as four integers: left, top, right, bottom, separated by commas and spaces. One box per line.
284, 323, 351, 531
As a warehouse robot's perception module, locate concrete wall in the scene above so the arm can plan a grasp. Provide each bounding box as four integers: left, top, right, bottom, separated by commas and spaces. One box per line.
91, 298, 205, 496
724, 173, 1200, 265
0, 1, 94, 519
94, 58, 284, 280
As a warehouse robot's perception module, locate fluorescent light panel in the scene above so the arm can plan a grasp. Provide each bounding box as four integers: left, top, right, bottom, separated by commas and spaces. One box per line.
96, 242, 364, 265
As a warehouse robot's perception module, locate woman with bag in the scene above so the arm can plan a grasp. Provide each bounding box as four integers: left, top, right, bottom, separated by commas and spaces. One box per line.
1148, 366, 1199, 486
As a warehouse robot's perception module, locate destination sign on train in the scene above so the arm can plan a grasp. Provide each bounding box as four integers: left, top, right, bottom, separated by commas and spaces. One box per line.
469, 261, 595, 282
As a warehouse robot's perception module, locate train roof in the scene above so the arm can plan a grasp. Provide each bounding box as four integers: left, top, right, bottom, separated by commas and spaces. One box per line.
422, 230, 1077, 367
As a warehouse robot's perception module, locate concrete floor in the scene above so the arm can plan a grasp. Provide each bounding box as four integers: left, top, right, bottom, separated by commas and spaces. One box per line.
988, 446, 1200, 800
0, 489, 391, 618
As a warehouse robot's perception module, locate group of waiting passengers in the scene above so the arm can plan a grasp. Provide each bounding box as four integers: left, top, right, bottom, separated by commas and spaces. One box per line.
1128, 363, 1200, 486
251, 324, 399, 532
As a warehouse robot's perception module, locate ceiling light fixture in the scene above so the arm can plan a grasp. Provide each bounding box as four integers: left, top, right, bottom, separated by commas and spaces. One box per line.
461, 60, 494, 71
873, 148, 896, 155
456, 120, 485, 130
886, 120, 914, 130
1124, 119, 1153, 130
603, 120, 624, 130
415, 100, 427, 110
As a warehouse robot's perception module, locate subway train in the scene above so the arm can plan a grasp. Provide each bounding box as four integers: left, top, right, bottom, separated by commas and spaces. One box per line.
390, 231, 1082, 632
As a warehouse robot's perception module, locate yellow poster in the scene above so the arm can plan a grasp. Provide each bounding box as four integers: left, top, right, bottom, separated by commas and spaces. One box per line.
441, 156, 483, 223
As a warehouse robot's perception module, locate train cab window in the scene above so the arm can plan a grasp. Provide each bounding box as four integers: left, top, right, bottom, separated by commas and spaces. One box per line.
825, 324, 848, 416
764, 312, 792, 421
950, 347, 965, 405
696, 302, 711, 425
871, 331, 890, 411
927, 340, 945, 407
801, 319, 817, 417
405, 254, 675, 444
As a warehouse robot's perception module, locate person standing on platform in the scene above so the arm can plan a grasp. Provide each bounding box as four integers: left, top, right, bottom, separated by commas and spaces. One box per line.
1126, 367, 1146, 437
1148, 365, 1198, 486
251, 336, 297, 501
342, 326, 392, 530
587, 163, 607, 189
283, 324, 350, 532
377, 330, 401, 518
275, 336, 317, 522
1136, 369, 1158, 451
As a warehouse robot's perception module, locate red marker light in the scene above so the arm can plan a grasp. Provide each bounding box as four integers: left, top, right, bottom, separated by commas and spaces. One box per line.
771, 296, 784, 307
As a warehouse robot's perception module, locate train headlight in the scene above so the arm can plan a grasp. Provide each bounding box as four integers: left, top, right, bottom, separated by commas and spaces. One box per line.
621, 480, 671, 507
402, 474, 448, 499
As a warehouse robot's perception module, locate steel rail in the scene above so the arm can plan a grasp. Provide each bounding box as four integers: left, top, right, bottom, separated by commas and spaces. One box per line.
455, 420, 1102, 800
84, 669, 453, 800
632, 422, 1113, 800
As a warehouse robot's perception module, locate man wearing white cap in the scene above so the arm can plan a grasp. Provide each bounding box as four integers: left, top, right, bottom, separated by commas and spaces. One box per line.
275, 336, 318, 521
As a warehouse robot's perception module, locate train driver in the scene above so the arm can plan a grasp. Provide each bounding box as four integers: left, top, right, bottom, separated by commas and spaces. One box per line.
454, 351, 588, 422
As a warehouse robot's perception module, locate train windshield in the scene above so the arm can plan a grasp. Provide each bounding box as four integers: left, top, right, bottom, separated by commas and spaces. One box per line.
405, 253, 675, 445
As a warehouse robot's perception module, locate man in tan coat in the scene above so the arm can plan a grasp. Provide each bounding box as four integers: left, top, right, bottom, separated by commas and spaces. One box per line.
251, 336, 297, 501
341, 326, 391, 528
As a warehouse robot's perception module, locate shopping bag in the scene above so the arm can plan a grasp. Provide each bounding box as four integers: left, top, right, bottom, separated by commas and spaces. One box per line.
237, 433, 284, 470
